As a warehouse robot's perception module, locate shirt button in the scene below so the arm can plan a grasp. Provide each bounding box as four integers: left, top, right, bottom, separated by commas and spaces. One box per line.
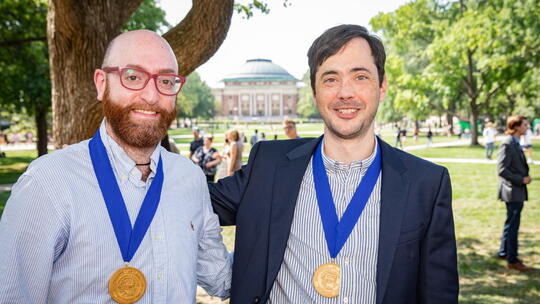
344, 257, 349, 265
157, 273, 163, 280
121, 175, 127, 181
154, 235, 161, 241
344, 297, 348, 303
348, 185, 355, 191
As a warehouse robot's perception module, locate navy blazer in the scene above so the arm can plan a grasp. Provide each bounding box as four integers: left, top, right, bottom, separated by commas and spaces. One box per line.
209, 137, 459, 304
497, 135, 529, 202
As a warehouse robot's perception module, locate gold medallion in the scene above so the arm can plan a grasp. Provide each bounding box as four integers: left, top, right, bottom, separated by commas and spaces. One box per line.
313, 262, 340, 298
108, 266, 147, 304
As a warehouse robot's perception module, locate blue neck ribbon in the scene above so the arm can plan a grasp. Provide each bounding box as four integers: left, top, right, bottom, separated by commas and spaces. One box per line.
89, 129, 164, 262
312, 138, 381, 258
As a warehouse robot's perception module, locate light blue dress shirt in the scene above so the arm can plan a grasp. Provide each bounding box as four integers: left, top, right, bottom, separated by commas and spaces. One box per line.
0, 121, 232, 303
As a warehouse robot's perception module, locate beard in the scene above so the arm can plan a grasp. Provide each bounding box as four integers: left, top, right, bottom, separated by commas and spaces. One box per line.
102, 87, 178, 148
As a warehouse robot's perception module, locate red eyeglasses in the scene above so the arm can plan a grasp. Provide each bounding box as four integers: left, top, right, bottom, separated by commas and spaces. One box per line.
102, 67, 186, 96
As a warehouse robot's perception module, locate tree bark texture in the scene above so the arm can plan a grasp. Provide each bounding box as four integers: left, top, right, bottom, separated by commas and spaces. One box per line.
48, 0, 234, 147
35, 103, 49, 156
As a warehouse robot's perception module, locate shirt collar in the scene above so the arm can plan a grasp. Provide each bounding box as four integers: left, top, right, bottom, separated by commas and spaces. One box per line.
320, 136, 378, 174
99, 119, 161, 183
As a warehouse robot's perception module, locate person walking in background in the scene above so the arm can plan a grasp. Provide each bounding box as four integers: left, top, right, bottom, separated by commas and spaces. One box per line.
189, 126, 204, 159
250, 129, 259, 147
520, 121, 533, 163
192, 136, 220, 182
260, 132, 267, 141
427, 127, 433, 148
283, 119, 300, 139
0, 30, 232, 302
483, 121, 497, 159
497, 115, 532, 272
394, 126, 403, 149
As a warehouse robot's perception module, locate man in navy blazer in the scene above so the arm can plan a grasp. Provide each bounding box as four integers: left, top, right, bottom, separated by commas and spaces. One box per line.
497, 115, 532, 271
209, 24, 458, 303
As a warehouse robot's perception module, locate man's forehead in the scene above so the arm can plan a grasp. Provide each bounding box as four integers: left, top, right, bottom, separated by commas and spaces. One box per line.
318, 38, 375, 70
103, 30, 178, 72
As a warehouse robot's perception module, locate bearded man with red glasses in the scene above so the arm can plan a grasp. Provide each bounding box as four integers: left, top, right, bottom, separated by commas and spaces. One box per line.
0, 30, 232, 303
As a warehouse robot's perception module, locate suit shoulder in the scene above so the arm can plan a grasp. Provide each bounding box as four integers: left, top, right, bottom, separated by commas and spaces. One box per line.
255, 137, 314, 151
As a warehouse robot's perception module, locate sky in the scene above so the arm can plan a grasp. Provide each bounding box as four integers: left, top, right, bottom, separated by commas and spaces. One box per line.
159, 0, 410, 87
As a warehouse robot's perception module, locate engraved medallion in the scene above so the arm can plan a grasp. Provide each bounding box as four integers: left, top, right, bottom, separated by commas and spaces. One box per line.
109, 266, 146, 304
313, 262, 340, 298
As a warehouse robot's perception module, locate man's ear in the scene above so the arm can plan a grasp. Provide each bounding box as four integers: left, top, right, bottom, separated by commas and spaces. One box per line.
379, 75, 388, 102
94, 69, 107, 101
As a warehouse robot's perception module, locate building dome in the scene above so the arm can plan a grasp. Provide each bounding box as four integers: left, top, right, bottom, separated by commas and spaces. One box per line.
222, 59, 298, 82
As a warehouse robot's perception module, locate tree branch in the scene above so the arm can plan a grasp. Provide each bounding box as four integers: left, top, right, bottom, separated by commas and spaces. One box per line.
0, 37, 47, 48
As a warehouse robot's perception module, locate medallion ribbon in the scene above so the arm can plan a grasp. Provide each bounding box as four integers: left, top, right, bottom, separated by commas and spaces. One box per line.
89, 129, 164, 262
312, 137, 381, 258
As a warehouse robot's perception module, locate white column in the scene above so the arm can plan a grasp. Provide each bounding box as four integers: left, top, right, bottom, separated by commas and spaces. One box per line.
279, 93, 283, 117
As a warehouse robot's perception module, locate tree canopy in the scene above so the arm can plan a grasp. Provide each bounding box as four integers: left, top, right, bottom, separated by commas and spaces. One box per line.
371, 0, 540, 144
177, 71, 217, 119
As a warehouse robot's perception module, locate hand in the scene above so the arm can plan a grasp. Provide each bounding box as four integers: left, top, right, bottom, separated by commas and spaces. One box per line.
523, 176, 532, 184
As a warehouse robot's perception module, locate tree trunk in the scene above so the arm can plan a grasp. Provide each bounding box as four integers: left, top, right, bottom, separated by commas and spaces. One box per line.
469, 103, 480, 146
446, 112, 454, 135
48, 0, 234, 148
35, 103, 49, 156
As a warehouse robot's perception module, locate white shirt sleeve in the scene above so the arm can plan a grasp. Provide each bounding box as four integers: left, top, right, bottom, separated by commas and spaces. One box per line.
0, 174, 69, 303
195, 176, 232, 299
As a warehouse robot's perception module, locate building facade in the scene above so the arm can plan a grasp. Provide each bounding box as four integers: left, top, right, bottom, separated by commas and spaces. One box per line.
212, 59, 299, 121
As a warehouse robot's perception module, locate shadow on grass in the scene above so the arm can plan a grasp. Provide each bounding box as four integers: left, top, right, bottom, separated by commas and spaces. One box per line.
459, 236, 540, 303
0, 155, 33, 184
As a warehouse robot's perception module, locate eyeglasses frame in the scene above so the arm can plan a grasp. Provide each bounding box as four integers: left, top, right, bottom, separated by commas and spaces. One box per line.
102, 66, 186, 96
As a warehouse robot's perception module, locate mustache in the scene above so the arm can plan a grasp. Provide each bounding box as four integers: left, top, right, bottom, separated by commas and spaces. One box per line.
126, 103, 165, 113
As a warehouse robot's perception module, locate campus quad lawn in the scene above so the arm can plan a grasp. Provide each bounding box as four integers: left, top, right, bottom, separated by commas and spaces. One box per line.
410, 139, 539, 160
0, 150, 36, 185
448, 161, 540, 303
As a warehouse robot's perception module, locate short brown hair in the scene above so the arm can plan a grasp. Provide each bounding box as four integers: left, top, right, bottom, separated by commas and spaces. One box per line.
505, 115, 526, 135
307, 24, 386, 93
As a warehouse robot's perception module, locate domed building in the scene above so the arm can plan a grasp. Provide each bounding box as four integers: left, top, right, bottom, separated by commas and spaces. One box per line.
212, 59, 299, 121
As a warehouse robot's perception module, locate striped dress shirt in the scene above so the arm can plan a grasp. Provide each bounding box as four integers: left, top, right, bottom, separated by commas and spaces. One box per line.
268, 140, 381, 304
0, 120, 231, 303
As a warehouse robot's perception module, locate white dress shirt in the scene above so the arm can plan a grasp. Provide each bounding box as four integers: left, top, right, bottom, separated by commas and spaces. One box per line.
0, 120, 231, 303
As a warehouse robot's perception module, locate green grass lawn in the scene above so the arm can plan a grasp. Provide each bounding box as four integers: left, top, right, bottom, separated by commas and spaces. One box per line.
411, 144, 489, 159
448, 162, 540, 303
0, 150, 36, 184
410, 139, 540, 160
1, 144, 539, 303
0, 191, 8, 216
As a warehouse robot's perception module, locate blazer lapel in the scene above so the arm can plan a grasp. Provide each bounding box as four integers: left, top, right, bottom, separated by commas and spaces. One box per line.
376, 139, 410, 304
265, 137, 322, 295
